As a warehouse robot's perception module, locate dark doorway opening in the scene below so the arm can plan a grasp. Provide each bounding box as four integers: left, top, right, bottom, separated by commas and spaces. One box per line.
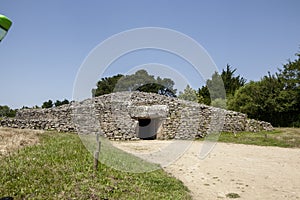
139, 118, 151, 127
137, 118, 158, 140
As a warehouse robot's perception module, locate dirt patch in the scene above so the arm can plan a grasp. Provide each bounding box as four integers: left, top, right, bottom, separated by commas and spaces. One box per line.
0, 127, 43, 156
1, 128, 299, 199
112, 140, 300, 200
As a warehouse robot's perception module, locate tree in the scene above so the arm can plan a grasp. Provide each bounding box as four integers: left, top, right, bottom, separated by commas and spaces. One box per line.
211, 98, 227, 109
42, 100, 53, 108
206, 71, 226, 100
228, 52, 300, 127
178, 85, 198, 102
279, 53, 300, 91
0, 105, 16, 117
197, 86, 211, 105
228, 74, 291, 126
197, 71, 225, 105
221, 64, 246, 97
277, 52, 300, 126
227, 81, 259, 118
135, 76, 177, 97
197, 65, 245, 106
206, 66, 246, 100
136, 83, 176, 97
156, 76, 177, 96
93, 70, 177, 97
54, 99, 70, 107
114, 70, 156, 92
92, 74, 124, 97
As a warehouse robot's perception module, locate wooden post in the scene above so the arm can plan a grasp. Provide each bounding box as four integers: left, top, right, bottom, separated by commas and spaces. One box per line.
94, 133, 101, 171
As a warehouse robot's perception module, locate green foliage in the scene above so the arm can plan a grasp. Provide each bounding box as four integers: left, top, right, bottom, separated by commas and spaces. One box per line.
115, 70, 155, 92
228, 75, 285, 124
54, 99, 70, 107
228, 52, 300, 127
197, 86, 211, 105
228, 81, 256, 115
0, 105, 16, 117
92, 74, 124, 97
178, 85, 198, 102
41, 100, 53, 108
21, 106, 30, 109
0, 132, 191, 199
197, 65, 245, 106
277, 53, 300, 125
279, 53, 300, 91
222, 64, 246, 97
206, 71, 226, 100
42, 99, 69, 109
226, 193, 241, 198
116, 70, 177, 96
211, 98, 227, 109
136, 83, 176, 97
93, 70, 177, 97
215, 128, 300, 148
155, 76, 177, 97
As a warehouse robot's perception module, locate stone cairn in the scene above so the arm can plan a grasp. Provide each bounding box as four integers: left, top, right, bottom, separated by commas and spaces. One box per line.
0, 92, 273, 140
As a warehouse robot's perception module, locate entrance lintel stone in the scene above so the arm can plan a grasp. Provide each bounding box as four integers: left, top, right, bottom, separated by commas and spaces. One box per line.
129, 105, 168, 119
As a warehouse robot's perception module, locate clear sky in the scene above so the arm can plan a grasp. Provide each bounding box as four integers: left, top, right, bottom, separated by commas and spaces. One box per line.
0, 0, 299, 108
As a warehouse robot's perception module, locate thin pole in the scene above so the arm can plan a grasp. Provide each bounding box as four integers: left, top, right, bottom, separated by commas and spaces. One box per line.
94, 133, 101, 171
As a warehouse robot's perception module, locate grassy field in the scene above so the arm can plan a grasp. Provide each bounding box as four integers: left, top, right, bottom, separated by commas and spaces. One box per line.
0, 129, 191, 200
1, 127, 299, 199
216, 128, 300, 148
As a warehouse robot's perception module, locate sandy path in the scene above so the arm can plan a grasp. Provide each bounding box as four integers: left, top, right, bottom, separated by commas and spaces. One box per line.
113, 140, 300, 199
1, 127, 299, 199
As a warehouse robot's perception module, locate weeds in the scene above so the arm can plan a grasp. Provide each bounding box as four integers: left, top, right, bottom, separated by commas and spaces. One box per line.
226, 193, 240, 198
198, 128, 300, 148
0, 131, 191, 199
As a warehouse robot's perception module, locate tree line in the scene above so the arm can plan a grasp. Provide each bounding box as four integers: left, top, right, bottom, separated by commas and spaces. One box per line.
41, 99, 70, 108
92, 69, 177, 97
178, 52, 300, 127
0, 105, 16, 118
228, 53, 300, 127
23, 99, 70, 109
1, 51, 298, 127
0, 99, 70, 118
92, 51, 299, 127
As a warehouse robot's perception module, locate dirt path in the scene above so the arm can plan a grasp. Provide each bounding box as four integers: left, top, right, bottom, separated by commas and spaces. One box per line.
113, 140, 300, 199
2, 127, 299, 199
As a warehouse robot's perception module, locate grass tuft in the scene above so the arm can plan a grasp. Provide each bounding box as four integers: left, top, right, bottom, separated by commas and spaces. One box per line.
226, 192, 240, 198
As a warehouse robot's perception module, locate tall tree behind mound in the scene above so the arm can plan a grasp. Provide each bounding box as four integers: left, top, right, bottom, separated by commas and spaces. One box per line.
92, 70, 177, 97
228, 52, 300, 127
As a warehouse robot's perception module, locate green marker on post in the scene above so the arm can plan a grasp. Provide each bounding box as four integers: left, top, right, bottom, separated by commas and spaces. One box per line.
0, 14, 12, 42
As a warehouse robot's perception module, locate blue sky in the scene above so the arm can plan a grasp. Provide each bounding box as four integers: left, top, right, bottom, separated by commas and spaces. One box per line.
0, 0, 299, 108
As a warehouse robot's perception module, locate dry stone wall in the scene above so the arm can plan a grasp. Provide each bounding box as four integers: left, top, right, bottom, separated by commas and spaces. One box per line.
0, 92, 273, 140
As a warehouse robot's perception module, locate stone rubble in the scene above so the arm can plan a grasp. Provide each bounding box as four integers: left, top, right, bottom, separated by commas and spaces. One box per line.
0, 92, 273, 140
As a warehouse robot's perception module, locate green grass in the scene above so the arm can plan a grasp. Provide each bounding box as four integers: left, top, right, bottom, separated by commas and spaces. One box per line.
226, 192, 240, 198
0, 132, 191, 199
211, 128, 300, 148
80, 134, 160, 173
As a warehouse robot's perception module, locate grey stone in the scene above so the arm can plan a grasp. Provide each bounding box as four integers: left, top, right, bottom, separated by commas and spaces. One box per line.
0, 91, 273, 140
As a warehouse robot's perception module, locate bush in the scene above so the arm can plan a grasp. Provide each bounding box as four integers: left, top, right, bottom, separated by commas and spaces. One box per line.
0, 105, 16, 118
